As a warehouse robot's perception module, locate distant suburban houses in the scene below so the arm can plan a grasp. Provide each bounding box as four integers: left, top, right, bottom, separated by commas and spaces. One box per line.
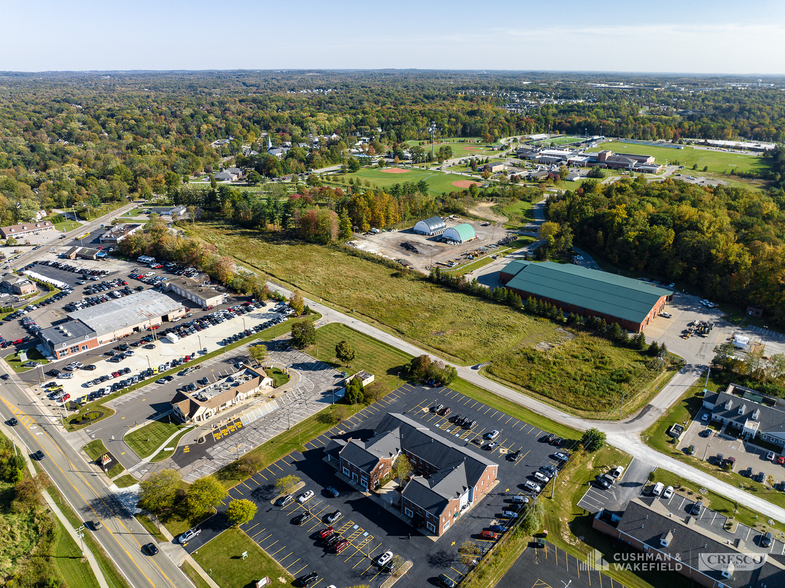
0, 221, 55, 239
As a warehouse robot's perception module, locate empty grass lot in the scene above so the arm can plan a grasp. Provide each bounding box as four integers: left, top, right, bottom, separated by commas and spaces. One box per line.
405, 137, 497, 158
498, 199, 535, 229
52, 514, 102, 588
193, 223, 558, 365
191, 528, 292, 588
587, 141, 765, 175
486, 333, 675, 418
125, 419, 184, 460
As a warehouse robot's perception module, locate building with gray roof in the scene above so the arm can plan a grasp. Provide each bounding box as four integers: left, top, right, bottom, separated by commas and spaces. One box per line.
413, 216, 446, 236
594, 498, 784, 588
703, 383, 785, 448
38, 320, 99, 360
336, 413, 497, 535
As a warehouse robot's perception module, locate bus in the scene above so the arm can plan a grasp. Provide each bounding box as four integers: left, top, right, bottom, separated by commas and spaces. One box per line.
77, 232, 91, 240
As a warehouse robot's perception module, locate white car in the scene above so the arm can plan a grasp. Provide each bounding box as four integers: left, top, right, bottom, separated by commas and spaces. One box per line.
179, 528, 201, 544
296, 490, 314, 503
502, 510, 519, 519
662, 486, 674, 500
524, 480, 541, 493
533, 472, 550, 484
767, 451, 776, 461
376, 550, 393, 567
659, 312, 672, 319
485, 430, 500, 441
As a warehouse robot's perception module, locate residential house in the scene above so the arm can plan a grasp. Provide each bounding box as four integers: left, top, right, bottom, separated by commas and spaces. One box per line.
702, 384, 785, 447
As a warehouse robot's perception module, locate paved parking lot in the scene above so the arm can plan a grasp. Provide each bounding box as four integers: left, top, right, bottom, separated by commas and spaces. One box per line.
183, 382, 566, 588
577, 458, 654, 514
640, 490, 785, 557
497, 543, 628, 588
678, 412, 785, 487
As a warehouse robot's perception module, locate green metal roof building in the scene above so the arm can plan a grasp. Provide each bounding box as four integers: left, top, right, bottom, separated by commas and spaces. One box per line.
443, 223, 476, 243
500, 260, 672, 332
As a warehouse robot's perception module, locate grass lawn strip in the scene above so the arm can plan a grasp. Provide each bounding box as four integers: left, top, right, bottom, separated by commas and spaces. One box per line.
191, 528, 291, 588
181, 561, 212, 588
51, 512, 102, 588
113, 474, 138, 488
125, 418, 184, 459
83, 439, 125, 478
150, 428, 192, 462
134, 514, 167, 542
193, 222, 559, 365
46, 486, 131, 588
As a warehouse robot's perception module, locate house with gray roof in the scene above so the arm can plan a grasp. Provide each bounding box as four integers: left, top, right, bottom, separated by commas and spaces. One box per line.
703, 383, 785, 448
336, 413, 497, 535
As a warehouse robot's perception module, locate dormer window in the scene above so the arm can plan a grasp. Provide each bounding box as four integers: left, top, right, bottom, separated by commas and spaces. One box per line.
738, 404, 746, 415
725, 400, 733, 410
752, 409, 760, 421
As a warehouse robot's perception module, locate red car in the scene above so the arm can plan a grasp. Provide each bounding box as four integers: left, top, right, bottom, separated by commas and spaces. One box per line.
777, 456, 785, 465
111, 371, 120, 378
332, 539, 350, 554
12, 339, 24, 345
318, 527, 334, 540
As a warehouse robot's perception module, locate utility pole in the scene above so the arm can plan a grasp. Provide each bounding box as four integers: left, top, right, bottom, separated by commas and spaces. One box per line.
704, 367, 711, 389
428, 122, 437, 159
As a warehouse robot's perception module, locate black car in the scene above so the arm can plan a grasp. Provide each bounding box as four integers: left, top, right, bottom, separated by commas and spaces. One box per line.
83, 364, 97, 371
593, 476, 611, 489
8, 417, 18, 426
33, 450, 45, 460
297, 572, 319, 587
143, 542, 159, 556
0, 373, 9, 380
324, 534, 342, 547
293, 512, 312, 525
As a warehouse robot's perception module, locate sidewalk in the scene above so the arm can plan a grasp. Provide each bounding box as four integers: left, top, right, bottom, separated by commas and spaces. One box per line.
0, 419, 110, 588
147, 514, 220, 588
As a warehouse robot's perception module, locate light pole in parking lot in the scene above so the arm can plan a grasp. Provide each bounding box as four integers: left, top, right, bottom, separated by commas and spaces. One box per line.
198, 334, 202, 351
145, 355, 151, 370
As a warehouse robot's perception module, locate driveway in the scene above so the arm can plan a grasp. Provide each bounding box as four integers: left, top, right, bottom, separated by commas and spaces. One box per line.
577, 458, 654, 514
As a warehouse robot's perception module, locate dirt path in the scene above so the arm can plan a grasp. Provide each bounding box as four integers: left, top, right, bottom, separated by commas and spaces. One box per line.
468, 202, 508, 223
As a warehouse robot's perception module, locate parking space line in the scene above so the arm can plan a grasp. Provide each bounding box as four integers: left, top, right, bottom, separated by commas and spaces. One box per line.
267, 540, 280, 551
483, 406, 492, 414
505, 416, 513, 424
254, 530, 271, 540
279, 551, 294, 563
245, 523, 260, 534
255, 471, 267, 481
241, 480, 253, 491
497, 412, 505, 421
274, 463, 284, 471
284, 557, 300, 569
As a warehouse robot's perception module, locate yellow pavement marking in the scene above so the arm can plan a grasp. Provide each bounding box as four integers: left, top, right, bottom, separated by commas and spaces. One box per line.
258, 532, 273, 542
293, 564, 308, 576
270, 544, 285, 555
255, 471, 268, 481
285, 557, 300, 569
246, 523, 260, 534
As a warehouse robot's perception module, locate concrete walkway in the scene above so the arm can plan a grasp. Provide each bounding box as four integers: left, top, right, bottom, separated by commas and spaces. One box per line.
147, 514, 220, 588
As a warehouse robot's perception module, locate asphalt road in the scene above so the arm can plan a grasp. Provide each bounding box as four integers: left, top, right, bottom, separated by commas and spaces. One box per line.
0, 368, 192, 588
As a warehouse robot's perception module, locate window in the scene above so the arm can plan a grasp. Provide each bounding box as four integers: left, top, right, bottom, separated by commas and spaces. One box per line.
443, 520, 450, 532
404, 507, 413, 518
427, 522, 436, 533
69, 345, 79, 354
81, 345, 88, 351
343, 467, 350, 477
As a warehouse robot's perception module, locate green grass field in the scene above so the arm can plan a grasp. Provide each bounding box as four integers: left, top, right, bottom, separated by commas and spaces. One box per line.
124, 419, 184, 459
405, 137, 498, 158
530, 135, 584, 146
52, 514, 102, 588
194, 223, 558, 365
586, 141, 765, 175
499, 200, 534, 228
192, 528, 291, 588
344, 166, 482, 195
52, 219, 81, 232
486, 332, 668, 417
312, 322, 412, 390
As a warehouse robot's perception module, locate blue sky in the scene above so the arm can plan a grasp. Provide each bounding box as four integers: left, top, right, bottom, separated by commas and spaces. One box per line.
3, 0, 785, 74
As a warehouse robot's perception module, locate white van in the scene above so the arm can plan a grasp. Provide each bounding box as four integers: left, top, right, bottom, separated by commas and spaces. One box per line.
166, 333, 179, 344
651, 482, 665, 497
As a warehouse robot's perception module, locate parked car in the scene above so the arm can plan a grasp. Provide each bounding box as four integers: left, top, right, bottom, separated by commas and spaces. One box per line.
533, 471, 550, 484
297, 572, 319, 587
325, 486, 339, 498
593, 476, 611, 490
318, 527, 334, 540
326, 510, 342, 524
293, 512, 312, 525
485, 430, 500, 441
437, 574, 457, 588
376, 551, 393, 567
767, 451, 776, 461
332, 539, 350, 554
662, 486, 674, 500
179, 528, 201, 544
297, 490, 314, 503
524, 480, 541, 493
275, 495, 293, 507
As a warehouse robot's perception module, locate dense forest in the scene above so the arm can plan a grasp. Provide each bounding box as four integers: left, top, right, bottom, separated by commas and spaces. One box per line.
1, 70, 785, 226
546, 177, 785, 325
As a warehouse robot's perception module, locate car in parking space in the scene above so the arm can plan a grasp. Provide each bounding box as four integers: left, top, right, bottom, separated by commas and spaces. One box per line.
297, 490, 314, 503
507, 450, 521, 463
324, 534, 343, 548
555, 451, 570, 462
439, 406, 451, 416
760, 531, 773, 548
143, 542, 159, 556
480, 529, 498, 540
376, 550, 393, 568
489, 524, 507, 533
431, 404, 444, 413
501, 509, 519, 519
550, 436, 563, 446
317, 527, 335, 540
610, 465, 624, 479
436, 573, 457, 588
662, 486, 674, 500
701, 413, 709, 422
484, 441, 497, 451
593, 476, 611, 490
293, 512, 312, 525
275, 494, 293, 507
533, 471, 550, 484
767, 451, 776, 461
325, 486, 339, 497
524, 480, 541, 493
659, 311, 672, 318
325, 510, 342, 524
297, 572, 319, 587
485, 430, 500, 441
540, 464, 557, 477
700, 428, 712, 438
512, 494, 529, 505
332, 539, 350, 554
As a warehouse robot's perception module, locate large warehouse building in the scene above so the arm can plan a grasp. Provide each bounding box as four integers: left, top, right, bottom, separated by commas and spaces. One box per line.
442, 223, 476, 244
39, 290, 186, 359
413, 216, 446, 236
166, 277, 224, 309
500, 260, 672, 332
